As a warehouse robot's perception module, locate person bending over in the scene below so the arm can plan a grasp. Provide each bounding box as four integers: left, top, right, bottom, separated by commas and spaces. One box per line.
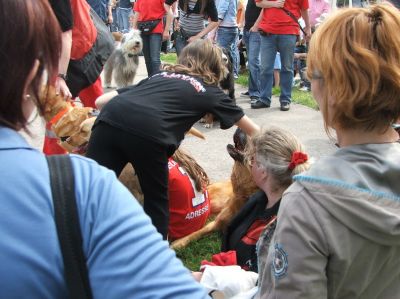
87, 39, 260, 239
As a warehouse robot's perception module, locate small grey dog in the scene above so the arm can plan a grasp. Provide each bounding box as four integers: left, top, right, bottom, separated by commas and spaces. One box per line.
104, 29, 143, 88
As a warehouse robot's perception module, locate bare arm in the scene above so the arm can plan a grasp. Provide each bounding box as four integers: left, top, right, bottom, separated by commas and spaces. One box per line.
131, 11, 139, 29
235, 115, 260, 136
300, 8, 312, 41
187, 21, 219, 43
163, 3, 174, 41
95, 90, 118, 110
256, 0, 285, 9
250, 9, 264, 32
56, 30, 72, 98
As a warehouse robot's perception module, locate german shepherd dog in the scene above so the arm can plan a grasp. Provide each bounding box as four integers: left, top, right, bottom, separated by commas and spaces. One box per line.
170, 128, 258, 249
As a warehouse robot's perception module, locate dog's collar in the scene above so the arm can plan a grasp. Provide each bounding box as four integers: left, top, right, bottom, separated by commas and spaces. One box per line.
128, 54, 135, 58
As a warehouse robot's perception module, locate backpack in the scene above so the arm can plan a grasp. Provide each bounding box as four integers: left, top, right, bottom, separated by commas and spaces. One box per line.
47, 155, 92, 299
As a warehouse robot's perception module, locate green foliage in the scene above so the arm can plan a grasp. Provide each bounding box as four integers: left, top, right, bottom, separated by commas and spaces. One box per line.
238, 76, 318, 110
175, 231, 222, 271
161, 53, 178, 64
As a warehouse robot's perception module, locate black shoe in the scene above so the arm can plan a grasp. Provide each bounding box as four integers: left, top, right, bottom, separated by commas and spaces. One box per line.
250, 96, 259, 104
251, 100, 270, 109
240, 91, 250, 97
280, 103, 290, 111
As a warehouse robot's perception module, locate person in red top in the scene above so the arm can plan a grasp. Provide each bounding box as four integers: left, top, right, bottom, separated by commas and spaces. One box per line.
132, 0, 173, 76
45, 0, 105, 155
168, 151, 211, 240
250, 0, 311, 112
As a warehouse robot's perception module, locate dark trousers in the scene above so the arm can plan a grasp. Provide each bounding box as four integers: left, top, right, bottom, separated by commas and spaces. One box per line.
86, 122, 169, 239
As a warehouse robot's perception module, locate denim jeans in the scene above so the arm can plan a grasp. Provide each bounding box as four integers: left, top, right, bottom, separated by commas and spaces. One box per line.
259, 34, 297, 105
118, 7, 131, 33
242, 30, 261, 98
110, 9, 119, 32
141, 33, 162, 76
175, 34, 187, 57
217, 27, 239, 77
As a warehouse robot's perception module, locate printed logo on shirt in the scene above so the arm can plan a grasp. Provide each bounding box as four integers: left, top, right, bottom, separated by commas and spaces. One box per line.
154, 72, 206, 92
185, 204, 209, 220
271, 243, 288, 279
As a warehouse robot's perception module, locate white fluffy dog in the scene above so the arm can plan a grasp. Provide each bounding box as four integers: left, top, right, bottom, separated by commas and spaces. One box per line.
104, 29, 143, 88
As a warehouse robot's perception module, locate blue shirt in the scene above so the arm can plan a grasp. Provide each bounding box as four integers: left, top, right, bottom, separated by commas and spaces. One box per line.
216, 0, 238, 27
0, 127, 209, 299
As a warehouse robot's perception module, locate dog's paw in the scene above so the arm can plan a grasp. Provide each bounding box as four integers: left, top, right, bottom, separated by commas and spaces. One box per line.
170, 238, 190, 250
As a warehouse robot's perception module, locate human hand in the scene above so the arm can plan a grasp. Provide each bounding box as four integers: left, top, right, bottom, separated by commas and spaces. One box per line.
304, 26, 312, 42
275, 0, 285, 8
55, 77, 72, 99
250, 24, 259, 32
187, 35, 201, 43
162, 30, 170, 41
108, 14, 113, 24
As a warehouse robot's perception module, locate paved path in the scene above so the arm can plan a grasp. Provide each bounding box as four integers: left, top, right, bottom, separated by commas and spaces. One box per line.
21, 56, 336, 182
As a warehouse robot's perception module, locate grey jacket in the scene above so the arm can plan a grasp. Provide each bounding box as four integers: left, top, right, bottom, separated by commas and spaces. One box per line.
257, 142, 400, 299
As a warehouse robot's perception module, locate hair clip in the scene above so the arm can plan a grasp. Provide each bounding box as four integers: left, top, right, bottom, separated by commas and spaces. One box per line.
288, 151, 308, 170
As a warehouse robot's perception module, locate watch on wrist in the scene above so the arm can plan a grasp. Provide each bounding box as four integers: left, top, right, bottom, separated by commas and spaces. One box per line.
58, 73, 67, 81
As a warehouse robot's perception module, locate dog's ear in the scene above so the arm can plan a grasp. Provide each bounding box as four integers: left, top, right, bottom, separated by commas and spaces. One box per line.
227, 144, 245, 163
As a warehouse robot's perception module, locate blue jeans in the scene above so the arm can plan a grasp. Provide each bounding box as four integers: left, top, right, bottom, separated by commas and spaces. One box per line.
141, 33, 162, 76
242, 30, 261, 98
118, 7, 131, 33
110, 8, 119, 32
217, 27, 239, 77
259, 34, 297, 105
175, 34, 187, 57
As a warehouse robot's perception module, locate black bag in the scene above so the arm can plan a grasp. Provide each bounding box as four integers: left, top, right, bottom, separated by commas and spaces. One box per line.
47, 155, 93, 299
67, 9, 114, 97
221, 191, 280, 273
137, 19, 161, 34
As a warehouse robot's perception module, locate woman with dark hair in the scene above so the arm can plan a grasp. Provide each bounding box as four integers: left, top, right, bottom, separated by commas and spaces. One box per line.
87, 39, 260, 240
0, 1, 210, 298
165, 0, 219, 56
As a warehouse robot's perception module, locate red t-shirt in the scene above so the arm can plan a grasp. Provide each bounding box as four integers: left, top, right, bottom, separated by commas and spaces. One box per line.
134, 0, 166, 34
70, 0, 97, 59
256, 0, 309, 35
168, 158, 210, 240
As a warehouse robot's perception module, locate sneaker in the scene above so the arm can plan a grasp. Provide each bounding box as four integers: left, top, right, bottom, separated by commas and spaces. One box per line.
280, 103, 290, 111
250, 96, 259, 104
234, 74, 239, 79
299, 86, 311, 92
251, 100, 270, 109
240, 91, 250, 97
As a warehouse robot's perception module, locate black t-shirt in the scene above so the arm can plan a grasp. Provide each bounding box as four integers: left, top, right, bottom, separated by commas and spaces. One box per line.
221, 190, 280, 272
244, 0, 261, 31
96, 71, 244, 156
49, 0, 73, 32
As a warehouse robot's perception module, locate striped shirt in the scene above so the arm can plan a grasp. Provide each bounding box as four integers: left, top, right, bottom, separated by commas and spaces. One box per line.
179, 0, 205, 35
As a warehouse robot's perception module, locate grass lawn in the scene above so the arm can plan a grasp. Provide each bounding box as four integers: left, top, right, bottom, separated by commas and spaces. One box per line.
161, 52, 316, 270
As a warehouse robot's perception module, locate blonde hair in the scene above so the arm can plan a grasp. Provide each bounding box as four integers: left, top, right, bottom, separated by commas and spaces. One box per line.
162, 39, 225, 85
307, 4, 400, 133
245, 127, 309, 189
